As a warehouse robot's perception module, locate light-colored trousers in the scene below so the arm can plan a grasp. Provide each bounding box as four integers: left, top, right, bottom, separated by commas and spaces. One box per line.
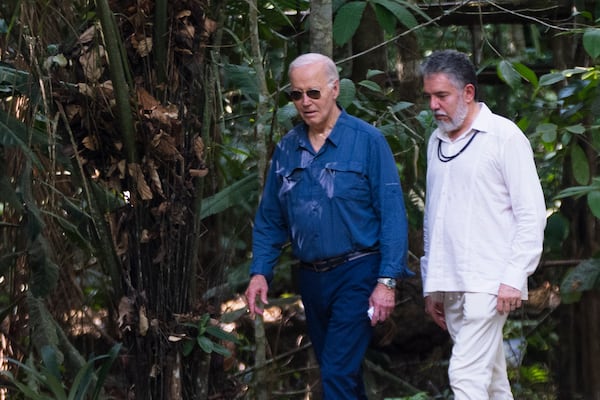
443, 292, 514, 400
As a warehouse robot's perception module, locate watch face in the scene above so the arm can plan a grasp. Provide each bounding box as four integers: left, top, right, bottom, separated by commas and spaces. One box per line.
378, 278, 396, 288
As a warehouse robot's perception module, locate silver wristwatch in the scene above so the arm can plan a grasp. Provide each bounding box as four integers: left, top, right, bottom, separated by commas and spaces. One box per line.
377, 277, 396, 289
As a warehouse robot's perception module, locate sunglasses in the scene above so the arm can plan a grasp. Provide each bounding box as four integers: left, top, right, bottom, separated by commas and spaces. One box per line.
288, 89, 321, 101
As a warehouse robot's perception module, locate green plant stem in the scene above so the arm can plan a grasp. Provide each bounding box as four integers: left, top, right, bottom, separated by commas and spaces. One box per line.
253, 314, 268, 400
96, 0, 138, 164
154, 0, 168, 89
248, 0, 270, 189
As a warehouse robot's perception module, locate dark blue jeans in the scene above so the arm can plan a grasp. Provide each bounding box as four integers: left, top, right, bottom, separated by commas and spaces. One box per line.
298, 254, 379, 399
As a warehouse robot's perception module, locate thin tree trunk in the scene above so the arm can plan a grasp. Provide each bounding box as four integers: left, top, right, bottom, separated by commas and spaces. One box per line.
249, 0, 271, 397
310, 0, 333, 57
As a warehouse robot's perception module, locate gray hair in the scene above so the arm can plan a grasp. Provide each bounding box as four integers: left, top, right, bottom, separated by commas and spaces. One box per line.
420, 50, 478, 100
288, 53, 339, 85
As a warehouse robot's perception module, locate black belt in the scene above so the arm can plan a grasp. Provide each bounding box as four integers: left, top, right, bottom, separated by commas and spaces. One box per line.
299, 248, 379, 273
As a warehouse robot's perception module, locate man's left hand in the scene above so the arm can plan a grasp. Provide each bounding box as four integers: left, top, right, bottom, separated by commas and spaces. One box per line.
497, 283, 522, 314
369, 284, 395, 326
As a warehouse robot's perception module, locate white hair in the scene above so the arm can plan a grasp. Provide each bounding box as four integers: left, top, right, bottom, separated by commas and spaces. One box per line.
288, 53, 339, 84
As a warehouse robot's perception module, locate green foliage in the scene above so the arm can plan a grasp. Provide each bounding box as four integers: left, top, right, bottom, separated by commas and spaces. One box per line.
505, 54, 600, 309
570, 143, 590, 184
554, 177, 600, 219
519, 363, 552, 385
503, 29, 600, 244
222, 63, 260, 104
182, 313, 240, 357
0, 107, 45, 169
333, 2, 367, 46
0, 63, 39, 99
497, 60, 541, 90
0, 344, 121, 400
200, 173, 259, 220
338, 78, 358, 108
497, 60, 523, 89
333, 0, 424, 46
371, 0, 419, 31
560, 259, 600, 303
543, 212, 569, 256
583, 28, 600, 59
511, 363, 556, 400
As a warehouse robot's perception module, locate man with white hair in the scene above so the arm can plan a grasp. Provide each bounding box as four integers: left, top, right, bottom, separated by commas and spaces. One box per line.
245, 53, 412, 398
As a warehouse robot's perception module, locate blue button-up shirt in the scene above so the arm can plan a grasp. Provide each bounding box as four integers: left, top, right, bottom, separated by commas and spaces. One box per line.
250, 109, 411, 281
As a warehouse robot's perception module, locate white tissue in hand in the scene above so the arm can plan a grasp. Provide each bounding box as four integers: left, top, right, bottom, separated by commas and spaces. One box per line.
367, 306, 374, 320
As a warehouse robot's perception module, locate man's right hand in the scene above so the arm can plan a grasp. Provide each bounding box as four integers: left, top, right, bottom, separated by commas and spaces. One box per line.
425, 295, 447, 330
245, 274, 269, 317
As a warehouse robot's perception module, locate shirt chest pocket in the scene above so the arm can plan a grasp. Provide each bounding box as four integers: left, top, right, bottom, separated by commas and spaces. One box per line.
277, 167, 305, 199
322, 161, 368, 200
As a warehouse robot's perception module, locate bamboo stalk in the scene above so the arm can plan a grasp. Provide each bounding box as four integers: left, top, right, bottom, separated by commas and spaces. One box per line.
95, 0, 138, 164
154, 0, 168, 88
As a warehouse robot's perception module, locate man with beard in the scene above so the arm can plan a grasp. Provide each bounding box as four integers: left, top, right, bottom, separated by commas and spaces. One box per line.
419, 50, 547, 399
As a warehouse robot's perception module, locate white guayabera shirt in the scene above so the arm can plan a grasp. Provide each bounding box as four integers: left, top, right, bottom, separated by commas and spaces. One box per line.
420, 103, 547, 300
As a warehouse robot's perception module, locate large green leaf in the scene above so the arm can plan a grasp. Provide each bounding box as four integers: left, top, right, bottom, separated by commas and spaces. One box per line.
497, 60, 522, 89
587, 190, 600, 219
543, 212, 569, 254
0, 108, 45, 168
0, 63, 38, 100
333, 2, 367, 46
371, 0, 418, 28
539, 72, 565, 87
41, 345, 63, 382
536, 122, 557, 143
512, 62, 538, 88
91, 343, 121, 400
209, 341, 232, 357
565, 123, 586, 135
560, 258, 600, 304
222, 63, 259, 103
372, 3, 396, 34
206, 325, 241, 343
276, 102, 298, 126
358, 79, 383, 93
338, 78, 357, 109
571, 143, 590, 185
583, 28, 600, 59
555, 184, 596, 199
197, 335, 215, 353
200, 173, 258, 220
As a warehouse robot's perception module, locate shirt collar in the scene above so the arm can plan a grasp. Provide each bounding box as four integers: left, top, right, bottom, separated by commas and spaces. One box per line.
325, 107, 346, 147
297, 106, 346, 150
470, 103, 493, 134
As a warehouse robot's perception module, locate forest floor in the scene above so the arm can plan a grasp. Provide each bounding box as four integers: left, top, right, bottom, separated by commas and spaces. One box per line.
224, 274, 455, 399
